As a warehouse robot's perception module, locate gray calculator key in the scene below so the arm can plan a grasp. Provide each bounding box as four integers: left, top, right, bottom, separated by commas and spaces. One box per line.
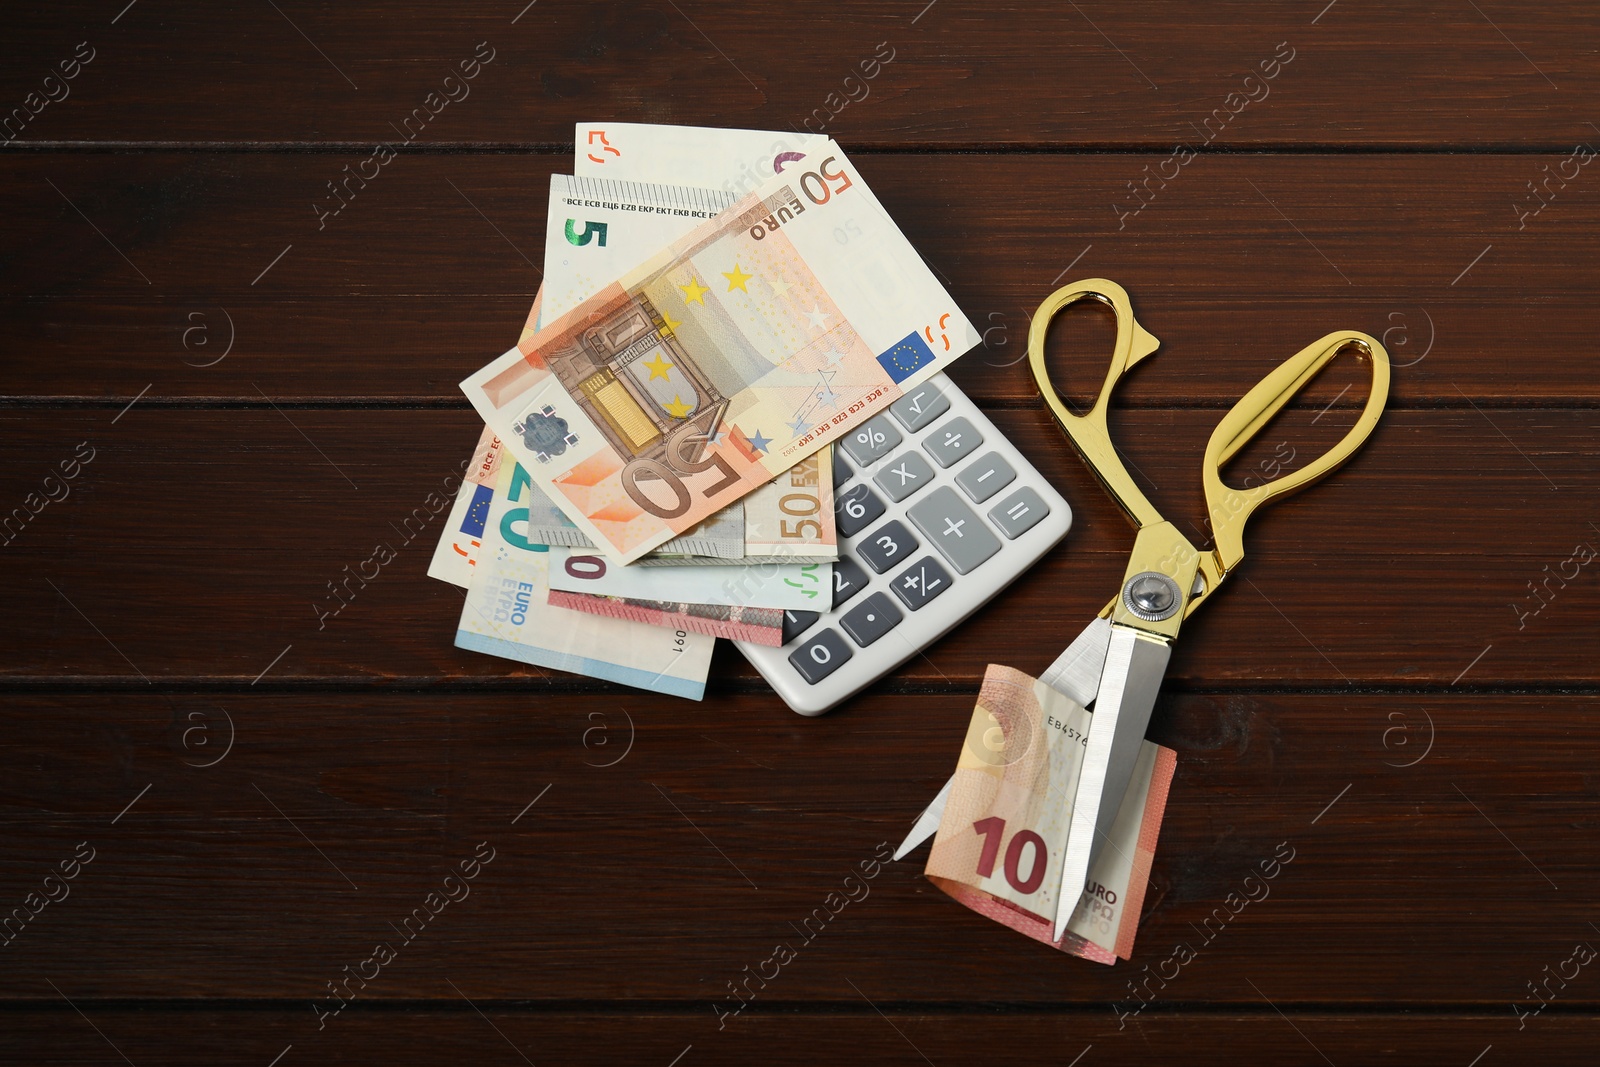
955, 451, 1016, 503
890, 556, 953, 611
856, 520, 919, 574
923, 417, 984, 468
873, 451, 935, 502
840, 592, 903, 647
831, 445, 853, 486
781, 610, 819, 645
989, 486, 1051, 539
788, 628, 853, 684
831, 556, 871, 608
840, 414, 901, 466
889, 380, 951, 432
835, 483, 885, 537
907, 486, 1001, 574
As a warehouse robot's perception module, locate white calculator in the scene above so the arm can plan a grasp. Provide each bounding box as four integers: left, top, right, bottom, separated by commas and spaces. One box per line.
734, 373, 1072, 715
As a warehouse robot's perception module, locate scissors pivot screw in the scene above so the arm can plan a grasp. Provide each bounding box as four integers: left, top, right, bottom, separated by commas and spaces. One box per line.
1123, 572, 1182, 622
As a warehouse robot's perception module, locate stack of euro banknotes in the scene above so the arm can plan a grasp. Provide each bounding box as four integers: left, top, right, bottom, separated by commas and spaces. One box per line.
427, 122, 1174, 963
427, 122, 982, 699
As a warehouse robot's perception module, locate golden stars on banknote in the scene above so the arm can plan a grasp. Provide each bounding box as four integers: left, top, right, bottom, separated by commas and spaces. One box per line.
643, 353, 675, 380
722, 263, 753, 292
679, 277, 710, 305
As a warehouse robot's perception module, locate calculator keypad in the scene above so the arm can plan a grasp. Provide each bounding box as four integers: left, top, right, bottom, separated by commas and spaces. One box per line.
735, 373, 1074, 715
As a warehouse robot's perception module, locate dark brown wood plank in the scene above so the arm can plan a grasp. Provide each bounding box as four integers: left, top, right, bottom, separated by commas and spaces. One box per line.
0, 407, 1590, 687
0, 691, 1594, 1005
2, 152, 1597, 404
0, 1010, 1589, 1066
2, 2, 1597, 147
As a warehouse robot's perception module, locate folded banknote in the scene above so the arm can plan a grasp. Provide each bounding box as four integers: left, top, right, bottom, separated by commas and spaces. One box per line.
925, 664, 1176, 963
463, 139, 978, 563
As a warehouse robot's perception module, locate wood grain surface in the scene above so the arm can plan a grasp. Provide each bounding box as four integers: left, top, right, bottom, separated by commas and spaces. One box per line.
3, 2, 1598, 1064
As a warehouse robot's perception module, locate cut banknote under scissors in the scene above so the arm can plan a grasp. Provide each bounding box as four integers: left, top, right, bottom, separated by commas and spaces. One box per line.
897, 278, 1391, 942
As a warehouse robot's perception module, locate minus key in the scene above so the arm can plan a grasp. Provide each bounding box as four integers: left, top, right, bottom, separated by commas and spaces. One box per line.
954, 452, 1016, 503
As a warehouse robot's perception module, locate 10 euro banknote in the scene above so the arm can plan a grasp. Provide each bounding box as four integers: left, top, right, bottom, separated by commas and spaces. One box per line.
462, 140, 978, 563
925, 664, 1176, 963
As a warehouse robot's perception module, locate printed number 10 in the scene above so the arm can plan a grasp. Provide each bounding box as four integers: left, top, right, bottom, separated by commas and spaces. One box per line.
972, 816, 1047, 895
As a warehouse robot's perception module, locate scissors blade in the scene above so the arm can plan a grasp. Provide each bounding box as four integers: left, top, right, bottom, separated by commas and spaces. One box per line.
1039, 616, 1113, 706
893, 775, 954, 860
1052, 624, 1171, 941
897, 616, 1113, 863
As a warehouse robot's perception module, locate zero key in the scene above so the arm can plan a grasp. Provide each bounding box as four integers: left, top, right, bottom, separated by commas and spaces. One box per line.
788, 628, 852, 684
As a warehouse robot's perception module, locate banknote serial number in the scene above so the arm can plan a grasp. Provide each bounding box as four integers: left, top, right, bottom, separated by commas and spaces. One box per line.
1045, 713, 1089, 747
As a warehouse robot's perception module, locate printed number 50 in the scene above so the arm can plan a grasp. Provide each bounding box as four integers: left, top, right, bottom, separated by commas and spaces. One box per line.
800, 156, 855, 206
972, 816, 1047, 894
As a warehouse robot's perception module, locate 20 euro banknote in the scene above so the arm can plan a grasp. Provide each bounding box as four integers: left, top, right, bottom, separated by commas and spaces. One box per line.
454, 457, 715, 699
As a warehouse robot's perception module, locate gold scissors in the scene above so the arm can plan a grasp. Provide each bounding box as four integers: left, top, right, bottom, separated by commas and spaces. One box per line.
896, 278, 1390, 942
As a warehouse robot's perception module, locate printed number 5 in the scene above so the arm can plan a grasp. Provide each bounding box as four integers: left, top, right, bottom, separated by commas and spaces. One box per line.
565, 220, 608, 247
781, 518, 822, 538
972, 816, 1048, 895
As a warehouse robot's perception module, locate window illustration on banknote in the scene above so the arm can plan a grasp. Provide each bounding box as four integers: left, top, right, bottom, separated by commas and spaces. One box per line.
540, 290, 735, 518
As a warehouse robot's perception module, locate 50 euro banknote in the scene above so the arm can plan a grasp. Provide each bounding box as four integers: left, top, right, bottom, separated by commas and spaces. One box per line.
462, 140, 978, 564
522, 442, 837, 565
925, 664, 1177, 963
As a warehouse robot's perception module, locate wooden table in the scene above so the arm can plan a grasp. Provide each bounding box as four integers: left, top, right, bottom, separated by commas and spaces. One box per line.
3, 3, 1597, 1063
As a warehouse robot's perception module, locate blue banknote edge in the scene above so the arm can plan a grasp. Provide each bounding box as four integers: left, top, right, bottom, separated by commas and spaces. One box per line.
454, 630, 707, 701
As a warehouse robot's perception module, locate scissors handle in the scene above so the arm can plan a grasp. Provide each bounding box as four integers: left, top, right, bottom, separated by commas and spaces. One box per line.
1027, 279, 1164, 531
1201, 330, 1391, 580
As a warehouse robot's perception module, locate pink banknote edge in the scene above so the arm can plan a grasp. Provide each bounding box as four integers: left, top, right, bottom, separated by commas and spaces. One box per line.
1114, 744, 1177, 960
547, 589, 784, 647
